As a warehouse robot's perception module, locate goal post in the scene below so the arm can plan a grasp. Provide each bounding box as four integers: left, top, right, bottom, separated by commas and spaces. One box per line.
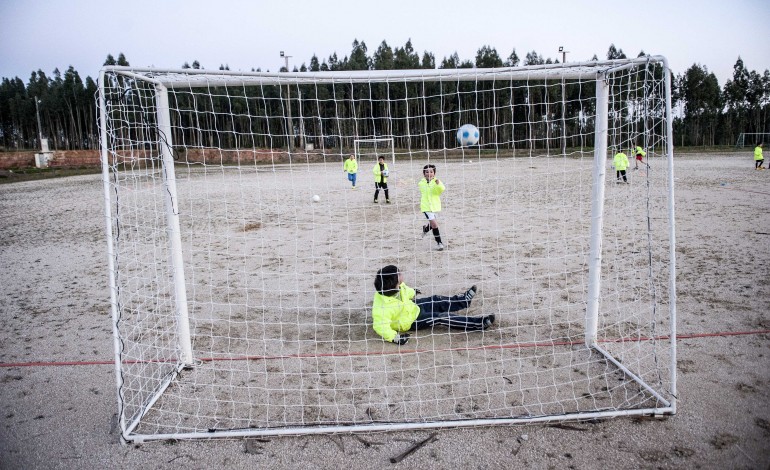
99, 57, 677, 442
353, 138, 395, 164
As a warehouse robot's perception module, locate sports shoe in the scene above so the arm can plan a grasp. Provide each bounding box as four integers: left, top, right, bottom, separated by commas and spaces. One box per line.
373, 200, 378, 203
464, 285, 477, 302
422, 225, 430, 237
482, 314, 495, 329
386, 200, 391, 204
435, 242, 445, 251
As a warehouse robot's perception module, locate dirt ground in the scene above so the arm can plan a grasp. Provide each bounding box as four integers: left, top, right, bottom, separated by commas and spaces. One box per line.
0, 152, 768, 469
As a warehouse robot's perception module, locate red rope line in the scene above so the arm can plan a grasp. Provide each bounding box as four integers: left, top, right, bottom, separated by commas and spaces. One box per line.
1, 330, 768, 368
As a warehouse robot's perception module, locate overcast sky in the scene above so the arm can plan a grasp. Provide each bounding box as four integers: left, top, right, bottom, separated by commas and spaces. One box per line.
1, 0, 768, 87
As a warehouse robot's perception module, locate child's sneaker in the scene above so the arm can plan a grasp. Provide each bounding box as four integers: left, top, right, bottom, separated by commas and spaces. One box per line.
386, 200, 391, 204
464, 285, 477, 302
435, 242, 445, 251
482, 314, 495, 329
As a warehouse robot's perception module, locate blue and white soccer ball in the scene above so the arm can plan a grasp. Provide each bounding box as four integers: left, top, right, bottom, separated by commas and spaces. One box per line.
457, 124, 480, 147
382, 169, 389, 177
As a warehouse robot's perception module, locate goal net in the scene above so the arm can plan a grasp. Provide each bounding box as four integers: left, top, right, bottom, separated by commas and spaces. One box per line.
353, 138, 395, 164
99, 57, 676, 442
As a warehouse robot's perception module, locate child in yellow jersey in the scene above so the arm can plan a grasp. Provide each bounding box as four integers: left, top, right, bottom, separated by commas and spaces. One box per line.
372, 265, 494, 345
613, 150, 629, 184
343, 154, 358, 188
373, 156, 390, 203
755, 143, 764, 170
419, 164, 446, 250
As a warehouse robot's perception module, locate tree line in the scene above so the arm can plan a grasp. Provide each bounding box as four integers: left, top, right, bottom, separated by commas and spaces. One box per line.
2, 42, 769, 152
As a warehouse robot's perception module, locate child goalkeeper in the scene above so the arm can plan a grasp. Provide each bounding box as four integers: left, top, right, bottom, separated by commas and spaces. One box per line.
372, 265, 494, 345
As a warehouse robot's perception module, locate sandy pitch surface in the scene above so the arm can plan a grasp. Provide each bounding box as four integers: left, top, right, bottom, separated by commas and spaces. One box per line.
0, 153, 768, 469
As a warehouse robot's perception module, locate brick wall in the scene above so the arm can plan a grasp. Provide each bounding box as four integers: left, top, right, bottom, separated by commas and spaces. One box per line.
0, 148, 339, 170
0, 150, 100, 170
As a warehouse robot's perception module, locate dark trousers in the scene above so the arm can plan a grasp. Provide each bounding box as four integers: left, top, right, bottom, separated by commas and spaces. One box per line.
616, 170, 627, 182
412, 295, 485, 331
374, 182, 389, 201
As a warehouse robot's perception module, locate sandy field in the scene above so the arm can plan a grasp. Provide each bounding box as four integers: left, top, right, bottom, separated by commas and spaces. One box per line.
0, 152, 768, 469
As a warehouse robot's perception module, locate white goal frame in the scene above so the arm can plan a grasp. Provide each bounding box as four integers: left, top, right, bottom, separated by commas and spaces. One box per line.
735, 132, 770, 147
353, 138, 396, 164
99, 56, 677, 443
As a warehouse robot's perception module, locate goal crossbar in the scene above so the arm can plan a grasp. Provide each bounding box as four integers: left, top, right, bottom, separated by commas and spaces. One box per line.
106, 56, 667, 87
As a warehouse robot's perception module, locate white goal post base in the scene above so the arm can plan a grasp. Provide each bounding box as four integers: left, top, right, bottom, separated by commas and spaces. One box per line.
99, 57, 677, 442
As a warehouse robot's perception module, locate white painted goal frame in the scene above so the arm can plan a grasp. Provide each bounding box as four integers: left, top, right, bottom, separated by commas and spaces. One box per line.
735, 132, 770, 147
353, 138, 396, 164
99, 56, 677, 443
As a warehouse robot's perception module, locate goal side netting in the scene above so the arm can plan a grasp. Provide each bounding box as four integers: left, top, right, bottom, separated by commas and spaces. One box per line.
98, 57, 677, 442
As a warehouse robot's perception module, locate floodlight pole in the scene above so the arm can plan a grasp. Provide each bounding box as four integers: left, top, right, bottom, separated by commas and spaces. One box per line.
280, 51, 295, 151
35, 97, 44, 146
558, 46, 569, 64
558, 47, 569, 155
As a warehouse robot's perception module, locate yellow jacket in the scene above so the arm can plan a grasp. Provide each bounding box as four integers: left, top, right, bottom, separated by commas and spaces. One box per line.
613, 152, 629, 171
372, 282, 419, 342
419, 178, 445, 212
634, 146, 646, 157
344, 158, 358, 174
373, 162, 389, 183
755, 146, 764, 161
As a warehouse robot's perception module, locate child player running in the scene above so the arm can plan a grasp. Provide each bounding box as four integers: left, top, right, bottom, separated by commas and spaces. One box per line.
419, 164, 446, 251
633, 143, 647, 170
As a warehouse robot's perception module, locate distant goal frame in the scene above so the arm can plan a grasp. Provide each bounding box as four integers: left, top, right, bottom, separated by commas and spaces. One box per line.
353, 138, 396, 164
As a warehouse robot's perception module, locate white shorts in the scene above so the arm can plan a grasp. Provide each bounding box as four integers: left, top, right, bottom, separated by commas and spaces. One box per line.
423, 212, 438, 221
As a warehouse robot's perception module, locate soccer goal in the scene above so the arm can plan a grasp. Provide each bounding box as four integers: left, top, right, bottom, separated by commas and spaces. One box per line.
99, 56, 676, 443
735, 132, 770, 147
353, 138, 395, 164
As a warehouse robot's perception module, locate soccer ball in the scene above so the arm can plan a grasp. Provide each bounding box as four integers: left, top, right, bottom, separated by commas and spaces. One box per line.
312, 195, 320, 202
382, 169, 389, 177
457, 124, 479, 147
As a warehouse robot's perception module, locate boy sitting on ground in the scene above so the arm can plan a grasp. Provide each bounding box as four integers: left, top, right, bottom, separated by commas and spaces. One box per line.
372, 265, 494, 345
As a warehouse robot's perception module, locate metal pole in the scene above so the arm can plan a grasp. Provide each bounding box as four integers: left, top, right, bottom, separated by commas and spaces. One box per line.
585, 74, 609, 347
99, 71, 129, 441
156, 84, 194, 366
281, 51, 294, 151
561, 78, 567, 156
662, 58, 678, 414
35, 97, 44, 146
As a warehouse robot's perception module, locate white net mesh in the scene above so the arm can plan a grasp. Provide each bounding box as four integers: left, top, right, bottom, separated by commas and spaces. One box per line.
100, 58, 676, 440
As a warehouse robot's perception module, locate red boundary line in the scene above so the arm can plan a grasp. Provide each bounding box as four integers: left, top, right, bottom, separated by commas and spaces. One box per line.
1, 330, 768, 368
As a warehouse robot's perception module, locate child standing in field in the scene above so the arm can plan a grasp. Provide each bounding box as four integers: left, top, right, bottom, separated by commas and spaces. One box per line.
754, 142, 764, 170
373, 156, 390, 203
344, 154, 358, 188
372, 265, 493, 345
419, 164, 446, 250
613, 150, 629, 184
634, 144, 647, 170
